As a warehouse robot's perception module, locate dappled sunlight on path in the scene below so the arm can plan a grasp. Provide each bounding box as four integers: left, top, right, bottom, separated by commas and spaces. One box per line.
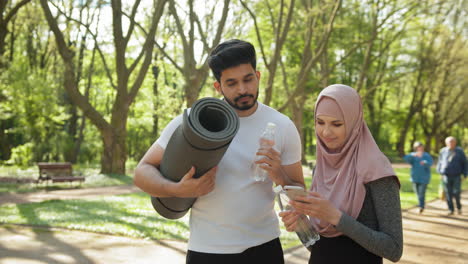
0, 185, 140, 205
284, 191, 468, 264
0, 225, 186, 264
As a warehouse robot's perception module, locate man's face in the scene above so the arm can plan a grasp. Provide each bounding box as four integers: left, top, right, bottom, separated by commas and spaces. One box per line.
214, 63, 260, 115
446, 138, 456, 149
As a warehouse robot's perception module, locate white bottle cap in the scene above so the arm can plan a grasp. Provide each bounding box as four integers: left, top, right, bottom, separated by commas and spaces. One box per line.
273, 185, 283, 194
266, 122, 276, 129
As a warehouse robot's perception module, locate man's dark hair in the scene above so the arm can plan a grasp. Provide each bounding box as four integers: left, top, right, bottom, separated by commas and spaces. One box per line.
208, 39, 257, 82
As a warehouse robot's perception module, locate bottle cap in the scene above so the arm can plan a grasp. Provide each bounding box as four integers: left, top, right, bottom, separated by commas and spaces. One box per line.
273, 185, 283, 194
266, 122, 277, 129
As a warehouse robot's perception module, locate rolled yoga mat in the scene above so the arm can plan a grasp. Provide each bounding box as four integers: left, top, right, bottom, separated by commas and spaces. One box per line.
151, 97, 240, 219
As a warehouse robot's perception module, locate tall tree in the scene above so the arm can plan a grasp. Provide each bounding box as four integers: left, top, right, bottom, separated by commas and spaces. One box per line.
156, 0, 230, 107
353, 0, 419, 142
278, 0, 341, 161
40, 0, 168, 173
0, 0, 31, 68
240, 0, 295, 105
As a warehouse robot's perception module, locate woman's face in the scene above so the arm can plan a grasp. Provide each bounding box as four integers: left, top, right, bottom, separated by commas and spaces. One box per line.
415, 145, 424, 153
316, 115, 347, 152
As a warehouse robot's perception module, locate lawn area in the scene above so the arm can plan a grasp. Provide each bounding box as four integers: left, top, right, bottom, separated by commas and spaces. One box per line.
395, 167, 468, 209
1, 165, 467, 250
0, 165, 134, 194
0, 192, 190, 240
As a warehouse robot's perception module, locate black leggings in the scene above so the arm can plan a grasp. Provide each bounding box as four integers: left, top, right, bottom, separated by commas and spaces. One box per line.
186, 238, 284, 264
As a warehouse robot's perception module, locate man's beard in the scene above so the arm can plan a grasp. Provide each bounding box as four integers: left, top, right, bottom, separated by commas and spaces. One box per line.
223, 92, 258, 111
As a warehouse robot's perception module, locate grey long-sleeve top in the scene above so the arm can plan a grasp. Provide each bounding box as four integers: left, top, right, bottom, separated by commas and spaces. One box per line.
335, 176, 403, 262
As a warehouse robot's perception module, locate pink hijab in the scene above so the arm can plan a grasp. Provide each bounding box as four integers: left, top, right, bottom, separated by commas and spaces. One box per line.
310, 84, 397, 237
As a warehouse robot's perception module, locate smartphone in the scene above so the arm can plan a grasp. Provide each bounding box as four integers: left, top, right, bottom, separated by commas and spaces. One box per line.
284, 185, 308, 200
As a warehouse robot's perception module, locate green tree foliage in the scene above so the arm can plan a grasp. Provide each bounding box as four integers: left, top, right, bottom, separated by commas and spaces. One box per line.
0, 0, 466, 170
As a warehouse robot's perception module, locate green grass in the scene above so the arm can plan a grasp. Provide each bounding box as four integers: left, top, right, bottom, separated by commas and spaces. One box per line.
0, 165, 134, 194
1, 166, 467, 251
0, 191, 301, 248
0, 192, 189, 241
396, 167, 468, 209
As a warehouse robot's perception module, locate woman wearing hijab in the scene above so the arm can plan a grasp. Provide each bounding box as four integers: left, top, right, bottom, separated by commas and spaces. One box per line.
280, 84, 403, 263
403, 142, 433, 214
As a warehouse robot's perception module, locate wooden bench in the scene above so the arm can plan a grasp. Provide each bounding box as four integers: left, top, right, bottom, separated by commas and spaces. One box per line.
37, 162, 85, 185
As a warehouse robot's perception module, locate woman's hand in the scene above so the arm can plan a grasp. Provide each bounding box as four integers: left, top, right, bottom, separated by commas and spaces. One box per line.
290, 191, 343, 226
279, 210, 301, 232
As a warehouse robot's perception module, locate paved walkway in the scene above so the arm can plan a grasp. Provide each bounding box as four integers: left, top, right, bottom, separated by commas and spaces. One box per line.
285, 191, 468, 264
1, 185, 468, 263
0, 185, 140, 205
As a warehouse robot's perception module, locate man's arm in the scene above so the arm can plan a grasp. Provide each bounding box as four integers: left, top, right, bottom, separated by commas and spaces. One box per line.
134, 142, 217, 197
256, 148, 305, 187
436, 149, 444, 174
278, 161, 305, 187
460, 149, 468, 177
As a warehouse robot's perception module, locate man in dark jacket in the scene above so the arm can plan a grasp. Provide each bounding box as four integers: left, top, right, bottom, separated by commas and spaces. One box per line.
437, 136, 468, 215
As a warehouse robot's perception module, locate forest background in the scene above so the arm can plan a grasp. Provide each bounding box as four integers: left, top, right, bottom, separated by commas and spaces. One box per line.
0, 0, 466, 174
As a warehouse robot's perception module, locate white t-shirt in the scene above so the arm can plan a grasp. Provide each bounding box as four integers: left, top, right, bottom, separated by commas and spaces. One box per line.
156, 102, 302, 253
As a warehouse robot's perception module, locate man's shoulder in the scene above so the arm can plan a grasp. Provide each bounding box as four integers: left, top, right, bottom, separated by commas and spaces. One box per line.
439, 147, 448, 153
455, 147, 466, 154
258, 102, 293, 124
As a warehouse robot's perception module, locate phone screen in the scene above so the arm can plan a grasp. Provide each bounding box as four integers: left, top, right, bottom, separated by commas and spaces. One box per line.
284, 185, 308, 200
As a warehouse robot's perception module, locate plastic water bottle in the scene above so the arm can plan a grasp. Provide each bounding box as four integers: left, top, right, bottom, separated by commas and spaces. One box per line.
274, 186, 320, 248
253, 122, 276, 182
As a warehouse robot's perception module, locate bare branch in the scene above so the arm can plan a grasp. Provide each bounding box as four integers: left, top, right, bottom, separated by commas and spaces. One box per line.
40, 0, 111, 131
239, 0, 269, 68
4, 0, 32, 24
129, 0, 168, 101
168, 0, 189, 51
48, 3, 117, 90
209, 0, 230, 53
125, 0, 142, 43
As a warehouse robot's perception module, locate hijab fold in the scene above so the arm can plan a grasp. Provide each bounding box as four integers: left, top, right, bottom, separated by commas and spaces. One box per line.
310, 84, 396, 237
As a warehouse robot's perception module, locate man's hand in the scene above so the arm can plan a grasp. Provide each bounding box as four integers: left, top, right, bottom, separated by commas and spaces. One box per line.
174, 166, 217, 197
255, 147, 284, 184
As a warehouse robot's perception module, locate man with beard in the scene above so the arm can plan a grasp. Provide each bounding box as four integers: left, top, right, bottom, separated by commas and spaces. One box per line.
134, 39, 304, 264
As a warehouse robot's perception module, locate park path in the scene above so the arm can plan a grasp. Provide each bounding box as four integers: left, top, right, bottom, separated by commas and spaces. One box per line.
285, 191, 468, 264
2, 191, 467, 263
0, 185, 140, 205
1, 175, 468, 263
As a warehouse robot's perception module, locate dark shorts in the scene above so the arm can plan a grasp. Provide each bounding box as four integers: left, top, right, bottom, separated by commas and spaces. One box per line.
186, 238, 284, 264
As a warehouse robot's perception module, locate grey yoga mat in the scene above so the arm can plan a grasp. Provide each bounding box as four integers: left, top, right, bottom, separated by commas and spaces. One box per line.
151, 97, 240, 219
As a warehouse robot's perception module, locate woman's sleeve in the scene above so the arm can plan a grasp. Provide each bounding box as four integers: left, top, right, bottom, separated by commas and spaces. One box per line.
424, 153, 433, 167
403, 154, 413, 164
335, 177, 403, 262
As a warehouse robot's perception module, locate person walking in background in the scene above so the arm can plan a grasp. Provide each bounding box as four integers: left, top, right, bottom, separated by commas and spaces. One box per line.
403, 142, 433, 214
280, 84, 403, 263
437, 136, 468, 215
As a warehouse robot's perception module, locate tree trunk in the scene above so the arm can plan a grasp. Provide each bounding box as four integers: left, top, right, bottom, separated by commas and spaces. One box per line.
101, 124, 127, 174
0, 0, 32, 68
152, 65, 160, 136
40, 0, 167, 174
184, 69, 206, 107
291, 97, 306, 163
0, 23, 7, 67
